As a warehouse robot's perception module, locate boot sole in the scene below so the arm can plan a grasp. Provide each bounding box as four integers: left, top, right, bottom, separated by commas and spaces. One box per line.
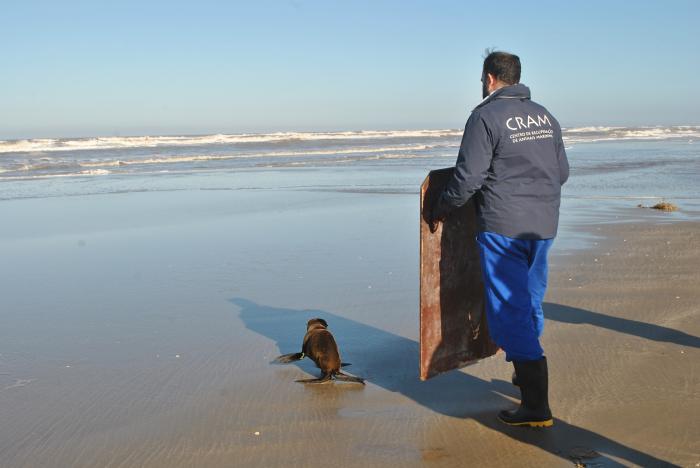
498, 416, 554, 428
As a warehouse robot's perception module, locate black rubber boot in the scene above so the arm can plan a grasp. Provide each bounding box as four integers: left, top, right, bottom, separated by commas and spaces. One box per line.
498, 357, 553, 427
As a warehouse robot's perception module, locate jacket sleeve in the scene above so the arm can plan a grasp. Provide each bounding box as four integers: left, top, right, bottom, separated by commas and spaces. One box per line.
439, 111, 494, 210
554, 122, 569, 185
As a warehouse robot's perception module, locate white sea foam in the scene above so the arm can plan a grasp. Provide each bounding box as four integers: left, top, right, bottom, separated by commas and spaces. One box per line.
2, 126, 698, 154
261, 152, 431, 167
80, 169, 111, 176
562, 126, 700, 142
563, 126, 620, 133
2, 126, 697, 180
0, 143, 444, 177
0, 130, 462, 154
74, 144, 443, 168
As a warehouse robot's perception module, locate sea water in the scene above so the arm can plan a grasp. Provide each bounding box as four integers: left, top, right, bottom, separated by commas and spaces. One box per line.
1, 126, 698, 222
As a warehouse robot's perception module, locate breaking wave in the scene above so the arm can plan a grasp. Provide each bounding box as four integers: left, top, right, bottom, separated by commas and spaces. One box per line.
0, 130, 461, 154
1, 125, 697, 181
562, 125, 700, 143
0, 126, 698, 154
0, 141, 449, 179
74, 144, 443, 168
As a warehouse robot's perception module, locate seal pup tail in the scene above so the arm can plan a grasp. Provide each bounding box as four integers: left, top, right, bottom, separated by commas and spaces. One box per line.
334, 371, 365, 385
272, 352, 304, 364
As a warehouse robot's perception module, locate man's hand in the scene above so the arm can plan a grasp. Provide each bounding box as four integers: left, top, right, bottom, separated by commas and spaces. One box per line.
428, 208, 443, 233
427, 195, 450, 233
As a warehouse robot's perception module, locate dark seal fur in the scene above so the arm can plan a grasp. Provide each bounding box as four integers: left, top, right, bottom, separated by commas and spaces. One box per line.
273, 318, 365, 384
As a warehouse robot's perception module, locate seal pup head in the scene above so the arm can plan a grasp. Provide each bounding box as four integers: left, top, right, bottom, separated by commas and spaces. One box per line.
306, 318, 328, 331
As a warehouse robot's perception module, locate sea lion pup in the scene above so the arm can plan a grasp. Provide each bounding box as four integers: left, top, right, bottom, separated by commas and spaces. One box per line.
273, 318, 365, 384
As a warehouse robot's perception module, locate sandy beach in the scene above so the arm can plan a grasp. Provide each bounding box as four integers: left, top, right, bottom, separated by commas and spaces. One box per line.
0, 181, 697, 468
4, 0, 700, 465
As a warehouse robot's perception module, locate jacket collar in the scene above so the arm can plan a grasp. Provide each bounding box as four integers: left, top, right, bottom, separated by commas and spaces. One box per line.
474, 83, 531, 110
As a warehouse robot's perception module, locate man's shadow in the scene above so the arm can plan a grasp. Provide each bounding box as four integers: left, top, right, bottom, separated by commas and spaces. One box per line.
545, 303, 700, 348
233, 297, 676, 467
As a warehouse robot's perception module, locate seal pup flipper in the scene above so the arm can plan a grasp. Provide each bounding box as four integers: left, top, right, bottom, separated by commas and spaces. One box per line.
273, 352, 304, 364
334, 371, 365, 385
295, 373, 332, 384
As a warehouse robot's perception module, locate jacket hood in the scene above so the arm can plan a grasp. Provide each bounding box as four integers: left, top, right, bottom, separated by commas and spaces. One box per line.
474, 83, 531, 110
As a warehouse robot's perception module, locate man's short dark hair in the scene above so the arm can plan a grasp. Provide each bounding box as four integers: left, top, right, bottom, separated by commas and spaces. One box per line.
483, 50, 521, 85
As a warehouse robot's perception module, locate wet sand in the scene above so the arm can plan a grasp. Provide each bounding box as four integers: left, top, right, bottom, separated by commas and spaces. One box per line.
0, 187, 698, 467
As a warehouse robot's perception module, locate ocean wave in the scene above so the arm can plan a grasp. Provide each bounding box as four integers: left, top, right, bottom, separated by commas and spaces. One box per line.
2, 126, 698, 155
0, 144, 444, 178
73, 143, 444, 169
259, 152, 433, 168
0, 170, 110, 181
562, 125, 700, 142
0, 130, 462, 154
80, 169, 111, 176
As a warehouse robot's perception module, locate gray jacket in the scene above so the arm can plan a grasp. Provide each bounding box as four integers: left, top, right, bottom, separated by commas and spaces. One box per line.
437, 83, 569, 239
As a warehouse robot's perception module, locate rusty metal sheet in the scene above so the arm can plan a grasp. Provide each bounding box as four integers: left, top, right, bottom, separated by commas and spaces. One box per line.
420, 168, 499, 381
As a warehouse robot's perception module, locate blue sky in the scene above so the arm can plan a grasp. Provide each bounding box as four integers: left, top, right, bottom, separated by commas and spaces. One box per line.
2, 0, 699, 138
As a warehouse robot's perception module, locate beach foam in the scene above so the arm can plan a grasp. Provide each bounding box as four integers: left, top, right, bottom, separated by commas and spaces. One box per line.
1, 126, 698, 183
0, 130, 462, 154
3, 126, 698, 154
562, 125, 700, 142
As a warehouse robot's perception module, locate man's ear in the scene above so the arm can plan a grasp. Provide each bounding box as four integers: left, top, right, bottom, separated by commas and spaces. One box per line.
487, 73, 497, 88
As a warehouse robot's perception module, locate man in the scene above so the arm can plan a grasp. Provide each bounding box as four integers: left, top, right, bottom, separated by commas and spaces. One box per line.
429, 51, 569, 427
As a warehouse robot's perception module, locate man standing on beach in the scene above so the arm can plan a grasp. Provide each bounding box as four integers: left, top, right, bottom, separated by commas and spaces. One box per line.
429, 51, 569, 427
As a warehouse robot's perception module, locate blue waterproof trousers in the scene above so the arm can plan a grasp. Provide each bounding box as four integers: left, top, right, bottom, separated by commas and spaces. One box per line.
476, 232, 553, 362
